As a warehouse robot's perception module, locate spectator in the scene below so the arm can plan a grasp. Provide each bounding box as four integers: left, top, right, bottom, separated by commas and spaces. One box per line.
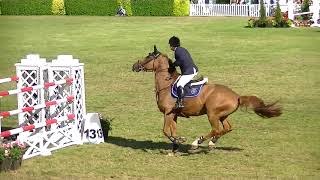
117, 6, 127, 16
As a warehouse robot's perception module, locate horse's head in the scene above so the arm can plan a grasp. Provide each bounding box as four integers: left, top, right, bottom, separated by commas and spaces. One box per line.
132, 45, 164, 72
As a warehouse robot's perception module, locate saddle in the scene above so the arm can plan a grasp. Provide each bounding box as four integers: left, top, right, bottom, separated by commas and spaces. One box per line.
171, 75, 208, 98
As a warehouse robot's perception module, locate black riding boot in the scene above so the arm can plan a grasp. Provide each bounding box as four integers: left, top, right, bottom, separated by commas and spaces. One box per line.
175, 86, 185, 109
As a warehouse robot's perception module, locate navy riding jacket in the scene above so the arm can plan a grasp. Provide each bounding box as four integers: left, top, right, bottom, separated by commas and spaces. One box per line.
173, 47, 198, 75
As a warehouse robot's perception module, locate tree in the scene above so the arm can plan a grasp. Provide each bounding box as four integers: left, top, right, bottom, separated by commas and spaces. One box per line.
259, 0, 266, 22
301, 0, 310, 20
301, 0, 310, 12
275, 1, 283, 27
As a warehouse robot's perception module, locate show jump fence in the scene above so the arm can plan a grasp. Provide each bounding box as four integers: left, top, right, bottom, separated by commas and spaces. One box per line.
0, 54, 86, 159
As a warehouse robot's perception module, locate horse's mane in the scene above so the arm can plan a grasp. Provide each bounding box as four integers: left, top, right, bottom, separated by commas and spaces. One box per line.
160, 53, 176, 74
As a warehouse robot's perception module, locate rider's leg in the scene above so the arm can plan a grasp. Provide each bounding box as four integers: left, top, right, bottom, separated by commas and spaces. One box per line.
176, 71, 198, 108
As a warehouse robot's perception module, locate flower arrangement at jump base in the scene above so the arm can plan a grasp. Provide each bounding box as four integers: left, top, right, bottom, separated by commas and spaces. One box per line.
0, 141, 26, 172
247, 0, 292, 28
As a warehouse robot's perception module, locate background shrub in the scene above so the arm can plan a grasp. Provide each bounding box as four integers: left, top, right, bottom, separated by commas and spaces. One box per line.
301, 0, 310, 20
259, 0, 266, 23
131, 0, 174, 16
216, 0, 230, 4
52, 0, 65, 15
274, 1, 283, 27
64, 0, 118, 16
173, 0, 190, 16
1, 0, 52, 15
301, 0, 310, 13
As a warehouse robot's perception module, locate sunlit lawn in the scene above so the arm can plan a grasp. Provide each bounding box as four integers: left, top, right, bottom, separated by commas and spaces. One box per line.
0, 16, 319, 179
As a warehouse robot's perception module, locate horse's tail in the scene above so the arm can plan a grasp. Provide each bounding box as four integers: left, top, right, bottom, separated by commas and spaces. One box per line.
238, 96, 282, 118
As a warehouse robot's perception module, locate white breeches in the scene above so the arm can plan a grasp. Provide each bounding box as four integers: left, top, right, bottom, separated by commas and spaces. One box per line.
177, 68, 198, 88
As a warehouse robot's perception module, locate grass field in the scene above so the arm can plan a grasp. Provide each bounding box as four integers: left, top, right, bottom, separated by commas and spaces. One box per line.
0, 16, 319, 179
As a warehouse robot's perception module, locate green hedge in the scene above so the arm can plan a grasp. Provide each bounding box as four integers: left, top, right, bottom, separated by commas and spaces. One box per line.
131, 0, 174, 16
0, 0, 190, 16
173, 0, 189, 16
64, 0, 118, 16
1, 0, 52, 15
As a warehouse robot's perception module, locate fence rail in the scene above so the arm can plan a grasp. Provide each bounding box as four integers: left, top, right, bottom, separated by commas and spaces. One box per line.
190, 4, 288, 17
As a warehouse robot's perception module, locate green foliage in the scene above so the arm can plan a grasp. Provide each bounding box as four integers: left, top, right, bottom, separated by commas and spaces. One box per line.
259, 0, 266, 22
131, 0, 174, 16
173, 0, 190, 16
9, 146, 21, 160
300, 0, 311, 20
216, 0, 231, 3
99, 114, 113, 140
117, 0, 132, 16
52, 0, 65, 15
64, 0, 118, 16
247, 17, 292, 28
301, 0, 310, 12
0, 148, 5, 161
255, 18, 273, 27
247, 18, 256, 28
1, 0, 52, 15
296, 15, 303, 21
247, 6, 292, 29
0, 0, 187, 16
274, 1, 283, 27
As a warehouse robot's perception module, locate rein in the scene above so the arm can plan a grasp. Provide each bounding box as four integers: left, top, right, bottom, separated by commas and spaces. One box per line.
136, 53, 176, 103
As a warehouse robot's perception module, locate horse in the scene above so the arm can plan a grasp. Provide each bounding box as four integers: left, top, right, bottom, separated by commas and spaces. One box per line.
132, 46, 282, 153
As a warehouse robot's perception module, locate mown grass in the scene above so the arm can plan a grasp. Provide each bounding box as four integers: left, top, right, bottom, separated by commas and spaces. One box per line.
0, 16, 319, 179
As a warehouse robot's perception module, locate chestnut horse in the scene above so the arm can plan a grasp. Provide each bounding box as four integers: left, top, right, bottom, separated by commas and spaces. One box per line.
132, 46, 282, 153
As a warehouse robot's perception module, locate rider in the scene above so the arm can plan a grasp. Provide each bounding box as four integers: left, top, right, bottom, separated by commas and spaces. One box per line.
117, 6, 127, 16
169, 36, 199, 109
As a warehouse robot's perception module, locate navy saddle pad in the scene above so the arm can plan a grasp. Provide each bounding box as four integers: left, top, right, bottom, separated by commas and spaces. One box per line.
171, 83, 204, 98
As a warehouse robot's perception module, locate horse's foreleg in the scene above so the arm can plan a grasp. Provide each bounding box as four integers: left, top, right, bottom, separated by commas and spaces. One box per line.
163, 113, 179, 152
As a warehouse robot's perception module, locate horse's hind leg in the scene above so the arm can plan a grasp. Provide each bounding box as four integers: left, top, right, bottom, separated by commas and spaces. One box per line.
209, 117, 233, 150
191, 113, 221, 150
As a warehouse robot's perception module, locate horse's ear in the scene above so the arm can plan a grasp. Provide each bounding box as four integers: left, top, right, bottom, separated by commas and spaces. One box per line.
154, 45, 157, 53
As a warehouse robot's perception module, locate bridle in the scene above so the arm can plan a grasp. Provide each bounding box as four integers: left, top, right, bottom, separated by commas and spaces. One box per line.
136, 52, 175, 101
136, 52, 161, 72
